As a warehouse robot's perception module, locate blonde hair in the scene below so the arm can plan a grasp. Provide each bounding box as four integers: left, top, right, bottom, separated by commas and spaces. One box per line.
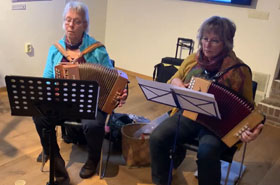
197, 16, 236, 53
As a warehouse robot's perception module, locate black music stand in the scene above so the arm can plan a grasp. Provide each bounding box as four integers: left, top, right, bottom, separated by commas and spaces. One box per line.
5, 75, 100, 185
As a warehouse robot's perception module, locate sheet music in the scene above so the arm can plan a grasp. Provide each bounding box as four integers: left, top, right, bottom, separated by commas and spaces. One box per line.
137, 77, 221, 119
137, 77, 177, 107
172, 87, 221, 119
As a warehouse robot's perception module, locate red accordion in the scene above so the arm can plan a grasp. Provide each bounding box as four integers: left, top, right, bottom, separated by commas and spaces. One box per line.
183, 77, 264, 147
55, 62, 128, 114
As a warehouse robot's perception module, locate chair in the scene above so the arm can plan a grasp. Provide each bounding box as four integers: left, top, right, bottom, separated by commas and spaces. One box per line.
175, 38, 194, 59
183, 80, 258, 185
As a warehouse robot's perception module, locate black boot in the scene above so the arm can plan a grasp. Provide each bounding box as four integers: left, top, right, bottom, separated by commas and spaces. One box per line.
54, 155, 70, 185
79, 157, 99, 179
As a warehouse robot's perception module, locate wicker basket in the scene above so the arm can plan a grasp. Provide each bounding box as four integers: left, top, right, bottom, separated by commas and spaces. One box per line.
121, 123, 151, 167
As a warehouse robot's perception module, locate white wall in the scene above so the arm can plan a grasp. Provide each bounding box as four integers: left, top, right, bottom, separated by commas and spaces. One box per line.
105, 0, 280, 95
0, 0, 107, 87
1, 0, 279, 96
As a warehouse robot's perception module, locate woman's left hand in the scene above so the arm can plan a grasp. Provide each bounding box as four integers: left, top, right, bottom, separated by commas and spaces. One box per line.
117, 88, 128, 107
240, 124, 264, 143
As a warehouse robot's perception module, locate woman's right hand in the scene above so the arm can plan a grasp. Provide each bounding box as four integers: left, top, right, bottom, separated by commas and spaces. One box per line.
170, 78, 189, 88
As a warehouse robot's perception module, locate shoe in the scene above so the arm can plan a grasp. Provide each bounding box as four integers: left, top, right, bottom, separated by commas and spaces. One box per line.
54, 155, 70, 185
79, 159, 98, 179
56, 176, 70, 185
36, 151, 49, 163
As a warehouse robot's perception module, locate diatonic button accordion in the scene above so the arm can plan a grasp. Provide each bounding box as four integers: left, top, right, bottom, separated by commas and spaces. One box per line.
183, 77, 264, 147
55, 62, 128, 114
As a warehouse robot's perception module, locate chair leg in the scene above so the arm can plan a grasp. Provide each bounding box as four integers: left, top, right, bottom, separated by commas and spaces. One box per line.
235, 143, 247, 185
40, 128, 47, 172
40, 149, 47, 172
99, 114, 111, 179
99, 148, 104, 178
101, 134, 112, 179
224, 162, 232, 185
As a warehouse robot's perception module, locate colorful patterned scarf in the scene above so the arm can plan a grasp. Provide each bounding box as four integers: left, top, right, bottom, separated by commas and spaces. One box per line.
196, 48, 228, 72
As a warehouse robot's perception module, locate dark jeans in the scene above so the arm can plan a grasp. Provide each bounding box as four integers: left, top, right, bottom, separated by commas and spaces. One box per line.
149, 112, 228, 185
33, 110, 107, 163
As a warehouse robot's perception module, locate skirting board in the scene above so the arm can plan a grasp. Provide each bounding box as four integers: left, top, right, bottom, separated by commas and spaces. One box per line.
116, 67, 152, 80
0, 87, 6, 92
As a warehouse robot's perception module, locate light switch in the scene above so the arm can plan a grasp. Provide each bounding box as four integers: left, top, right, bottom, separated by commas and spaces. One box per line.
25, 43, 32, 53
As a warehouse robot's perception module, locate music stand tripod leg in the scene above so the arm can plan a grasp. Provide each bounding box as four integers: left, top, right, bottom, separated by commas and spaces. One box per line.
167, 90, 183, 185
167, 110, 182, 185
32, 108, 59, 185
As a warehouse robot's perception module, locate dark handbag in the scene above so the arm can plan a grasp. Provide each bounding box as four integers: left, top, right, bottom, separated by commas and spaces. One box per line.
153, 57, 183, 83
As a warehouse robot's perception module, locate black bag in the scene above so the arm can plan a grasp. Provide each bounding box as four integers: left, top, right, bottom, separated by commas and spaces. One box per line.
106, 113, 150, 142
106, 113, 134, 144
153, 57, 183, 83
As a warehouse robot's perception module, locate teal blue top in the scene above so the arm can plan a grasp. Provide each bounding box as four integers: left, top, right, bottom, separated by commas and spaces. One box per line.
43, 33, 113, 78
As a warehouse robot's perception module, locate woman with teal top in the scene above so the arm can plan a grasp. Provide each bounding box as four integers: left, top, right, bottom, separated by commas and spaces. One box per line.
33, 2, 127, 184
150, 16, 263, 185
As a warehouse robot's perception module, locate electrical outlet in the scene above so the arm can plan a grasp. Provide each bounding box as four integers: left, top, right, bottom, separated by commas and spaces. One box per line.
25, 43, 32, 53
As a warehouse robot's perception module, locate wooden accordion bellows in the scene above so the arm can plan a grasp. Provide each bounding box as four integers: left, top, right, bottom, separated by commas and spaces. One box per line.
55, 62, 128, 114
183, 77, 264, 147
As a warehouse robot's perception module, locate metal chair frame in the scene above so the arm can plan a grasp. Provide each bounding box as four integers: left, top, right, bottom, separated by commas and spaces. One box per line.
175, 37, 194, 59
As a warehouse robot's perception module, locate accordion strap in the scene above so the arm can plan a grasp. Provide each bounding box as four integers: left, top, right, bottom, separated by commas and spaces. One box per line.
80, 42, 104, 56
54, 42, 72, 62
54, 41, 104, 63
213, 63, 252, 81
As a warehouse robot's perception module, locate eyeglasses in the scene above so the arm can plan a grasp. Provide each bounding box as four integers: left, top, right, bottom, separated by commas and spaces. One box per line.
64, 17, 84, 26
201, 37, 221, 46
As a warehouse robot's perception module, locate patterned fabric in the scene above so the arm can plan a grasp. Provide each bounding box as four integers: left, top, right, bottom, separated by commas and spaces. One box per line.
197, 48, 227, 72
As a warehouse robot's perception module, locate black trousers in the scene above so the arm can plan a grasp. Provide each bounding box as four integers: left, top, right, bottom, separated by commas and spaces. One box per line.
33, 110, 107, 163
149, 112, 228, 185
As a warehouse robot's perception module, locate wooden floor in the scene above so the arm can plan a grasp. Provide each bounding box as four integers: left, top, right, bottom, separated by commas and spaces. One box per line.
1, 73, 280, 185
